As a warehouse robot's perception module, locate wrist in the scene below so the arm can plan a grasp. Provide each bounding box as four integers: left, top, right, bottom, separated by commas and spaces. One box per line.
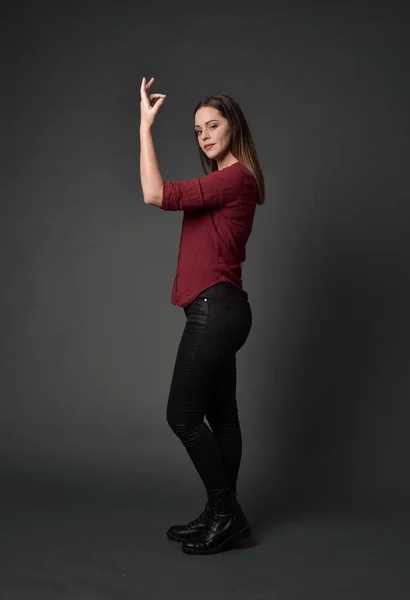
140, 123, 152, 133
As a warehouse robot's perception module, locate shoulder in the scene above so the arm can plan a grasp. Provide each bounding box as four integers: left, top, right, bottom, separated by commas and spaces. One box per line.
208, 161, 256, 188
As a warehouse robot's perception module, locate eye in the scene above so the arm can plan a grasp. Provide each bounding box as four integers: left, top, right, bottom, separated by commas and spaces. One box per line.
195, 124, 217, 135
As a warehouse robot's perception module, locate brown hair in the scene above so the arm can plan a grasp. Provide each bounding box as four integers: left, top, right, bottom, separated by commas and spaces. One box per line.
193, 94, 265, 205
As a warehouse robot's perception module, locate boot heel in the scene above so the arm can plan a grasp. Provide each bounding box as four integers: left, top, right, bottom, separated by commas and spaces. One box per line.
227, 526, 255, 549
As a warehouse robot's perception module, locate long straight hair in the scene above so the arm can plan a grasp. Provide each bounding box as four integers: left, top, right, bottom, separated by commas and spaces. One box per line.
193, 94, 265, 205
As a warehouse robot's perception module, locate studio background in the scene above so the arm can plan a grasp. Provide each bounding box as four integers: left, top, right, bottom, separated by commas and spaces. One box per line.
2, 0, 410, 519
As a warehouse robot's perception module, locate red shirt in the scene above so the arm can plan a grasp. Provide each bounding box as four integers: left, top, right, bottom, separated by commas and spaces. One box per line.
160, 160, 258, 307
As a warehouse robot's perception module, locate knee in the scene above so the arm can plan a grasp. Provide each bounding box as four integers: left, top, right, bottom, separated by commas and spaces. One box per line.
166, 407, 188, 434
166, 405, 202, 437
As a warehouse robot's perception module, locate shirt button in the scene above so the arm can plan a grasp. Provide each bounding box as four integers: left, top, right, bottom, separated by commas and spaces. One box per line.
204, 298, 208, 302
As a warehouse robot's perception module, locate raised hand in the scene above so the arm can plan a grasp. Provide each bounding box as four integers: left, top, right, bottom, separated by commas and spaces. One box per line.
140, 76, 166, 128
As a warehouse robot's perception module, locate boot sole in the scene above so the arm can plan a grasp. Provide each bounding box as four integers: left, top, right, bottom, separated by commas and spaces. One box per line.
167, 529, 206, 542
181, 525, 255, 555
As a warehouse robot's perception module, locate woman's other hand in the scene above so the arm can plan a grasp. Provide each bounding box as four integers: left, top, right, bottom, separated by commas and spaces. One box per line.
140, 76, 166, 128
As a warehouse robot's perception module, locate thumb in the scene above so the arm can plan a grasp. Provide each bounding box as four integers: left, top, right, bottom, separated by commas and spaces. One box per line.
149, 98, 164, 120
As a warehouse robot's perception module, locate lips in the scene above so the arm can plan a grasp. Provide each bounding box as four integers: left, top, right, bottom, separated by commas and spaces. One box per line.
204, 144, 215, 150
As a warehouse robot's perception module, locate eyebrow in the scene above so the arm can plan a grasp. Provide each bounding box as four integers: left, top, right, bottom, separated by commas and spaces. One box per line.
194, 119, 219, 128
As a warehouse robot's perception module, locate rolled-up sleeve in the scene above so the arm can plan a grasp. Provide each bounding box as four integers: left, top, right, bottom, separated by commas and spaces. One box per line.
160, 167, 240, 211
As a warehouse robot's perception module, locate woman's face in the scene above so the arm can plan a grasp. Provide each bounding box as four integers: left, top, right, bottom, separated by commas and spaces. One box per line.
194, 106, 231, 161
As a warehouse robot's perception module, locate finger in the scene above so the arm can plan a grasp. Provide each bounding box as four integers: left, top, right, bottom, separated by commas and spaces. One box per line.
149, 93, 166, 100
140, 76, 153, 93
140, 89, 150, 107
140, 78, 149, 100
140, 78, 151, 106
152, 96, 166, 113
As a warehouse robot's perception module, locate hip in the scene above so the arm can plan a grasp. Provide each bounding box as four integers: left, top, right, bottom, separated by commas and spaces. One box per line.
183, 282, 252, 352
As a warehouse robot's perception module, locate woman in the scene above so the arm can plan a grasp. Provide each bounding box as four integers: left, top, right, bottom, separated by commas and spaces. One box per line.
140, 76, 265, 555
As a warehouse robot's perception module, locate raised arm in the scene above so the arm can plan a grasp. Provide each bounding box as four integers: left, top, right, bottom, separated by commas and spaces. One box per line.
140, 124, 164, 205
160, 165, 252, 211
139, 76, 166, 205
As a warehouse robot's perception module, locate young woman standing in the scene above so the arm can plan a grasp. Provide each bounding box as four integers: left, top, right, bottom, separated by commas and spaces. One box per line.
140, 76, 265, 555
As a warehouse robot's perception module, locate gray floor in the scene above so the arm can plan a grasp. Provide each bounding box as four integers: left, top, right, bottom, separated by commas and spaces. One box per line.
1, 494, 409, 600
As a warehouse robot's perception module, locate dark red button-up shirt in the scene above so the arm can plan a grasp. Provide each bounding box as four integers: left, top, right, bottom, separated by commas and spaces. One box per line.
160, 160, 258, 307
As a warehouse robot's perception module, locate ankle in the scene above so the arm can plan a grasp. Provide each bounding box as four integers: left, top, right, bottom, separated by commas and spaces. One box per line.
208, 490, 238, 512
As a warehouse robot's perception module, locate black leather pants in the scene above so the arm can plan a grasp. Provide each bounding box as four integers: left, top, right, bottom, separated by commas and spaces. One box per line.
166, 282, 252, 499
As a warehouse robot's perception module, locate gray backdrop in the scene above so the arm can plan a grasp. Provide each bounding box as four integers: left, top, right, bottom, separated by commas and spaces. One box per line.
2, 0, 409, 515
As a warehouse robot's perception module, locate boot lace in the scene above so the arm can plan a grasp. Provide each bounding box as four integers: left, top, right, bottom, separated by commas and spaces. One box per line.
187, 505, 211, 527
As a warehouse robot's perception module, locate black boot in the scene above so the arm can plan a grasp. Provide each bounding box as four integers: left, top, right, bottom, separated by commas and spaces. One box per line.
181, 492, 254, 555
166, 499, 213, 542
